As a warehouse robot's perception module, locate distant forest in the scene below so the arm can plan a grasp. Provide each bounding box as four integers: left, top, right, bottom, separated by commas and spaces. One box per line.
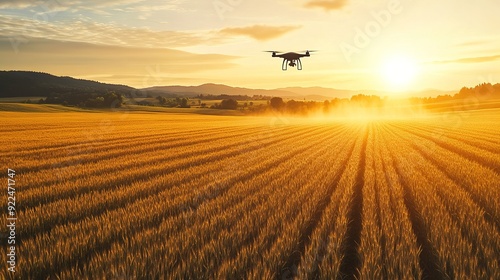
244, 83, 500, 115
1, 71, 499, 112
0, 71, 134, 108
412, 83, 500, 103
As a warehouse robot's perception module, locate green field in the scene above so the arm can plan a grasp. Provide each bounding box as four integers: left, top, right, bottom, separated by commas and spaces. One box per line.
0, 103, 245, 116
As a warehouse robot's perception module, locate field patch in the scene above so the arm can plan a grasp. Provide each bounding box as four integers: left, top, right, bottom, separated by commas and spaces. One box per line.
1, 109, 499, 279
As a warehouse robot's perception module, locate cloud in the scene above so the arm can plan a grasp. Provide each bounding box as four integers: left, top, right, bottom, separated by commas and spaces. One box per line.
219, 25, 301, 41
432, 55, 500, 64
304, 0, 348, 10
0, 15, 221, 48
0, 0, 145, 9
456, 40, 490, 47
0, 0, 40, 9
0, 36, 238, 87
118, 2, 187, 19
0, 0, 188, 17
0, 16, 302, 49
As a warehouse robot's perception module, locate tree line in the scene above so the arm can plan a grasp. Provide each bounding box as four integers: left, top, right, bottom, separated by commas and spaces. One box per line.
42, 91, 124, 108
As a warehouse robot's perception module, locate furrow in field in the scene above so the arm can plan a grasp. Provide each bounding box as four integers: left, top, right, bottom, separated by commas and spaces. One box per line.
373, 124, 422, 279
18, 125, 344, 238
13, 125, 267, 173
0, 122, 197, 153
383, 126, 497, 279
384, 123, 500, 231
13, 125, 342, 279
2, 124, 245, 159
392, 123, 500, 172
337, 123, 368, 280
17, 125, 280, 192
295, 125, 362, 280
250, 126, 362, 280
214, 125, 360, 280
409, 141, 500, 232
395, 122, 500, 154
96, 126, 347, 278
18, 125, 324, 210
276, 163, 344, 279
397, 119, 500, 152
141, 127, 351, 280
247, 179, 331, 279
357, 123, 385, 280
384, 137, 448, 280
4, 110, 500, 279
0, 124, 205, 152
314, 124, 368, 279
382, 125, 500, 274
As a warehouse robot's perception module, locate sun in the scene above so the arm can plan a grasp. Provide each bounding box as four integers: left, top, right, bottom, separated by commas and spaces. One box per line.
381, 54, 419, 89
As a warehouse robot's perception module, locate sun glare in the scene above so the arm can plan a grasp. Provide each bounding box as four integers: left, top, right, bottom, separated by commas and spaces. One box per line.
381, 54, 418, 89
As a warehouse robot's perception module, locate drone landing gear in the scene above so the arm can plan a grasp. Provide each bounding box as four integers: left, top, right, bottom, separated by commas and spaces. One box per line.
281, 59, 303, 71
282, 58, 288, 71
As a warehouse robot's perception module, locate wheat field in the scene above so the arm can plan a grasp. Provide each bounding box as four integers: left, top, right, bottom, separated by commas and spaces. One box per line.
1, 109, 499, 279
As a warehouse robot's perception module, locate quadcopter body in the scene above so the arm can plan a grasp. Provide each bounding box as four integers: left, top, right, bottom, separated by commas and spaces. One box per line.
266, 50, 316, 70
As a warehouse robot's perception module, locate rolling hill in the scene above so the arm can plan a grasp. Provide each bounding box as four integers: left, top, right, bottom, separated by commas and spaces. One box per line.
143, 85, 456, 100
0, 71, 461, 101
0, 71, 136, 98
142, 84, 300, 99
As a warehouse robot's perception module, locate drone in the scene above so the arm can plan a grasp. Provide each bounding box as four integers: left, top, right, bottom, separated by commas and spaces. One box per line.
265, 50, 317, 71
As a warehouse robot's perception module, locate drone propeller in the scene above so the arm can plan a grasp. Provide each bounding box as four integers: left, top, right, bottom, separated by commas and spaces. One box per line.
264, 51, 283, 53
301, 50, 318, 53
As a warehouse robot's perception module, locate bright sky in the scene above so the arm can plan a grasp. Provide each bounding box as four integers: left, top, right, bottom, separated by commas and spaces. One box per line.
1, 0, 499, 93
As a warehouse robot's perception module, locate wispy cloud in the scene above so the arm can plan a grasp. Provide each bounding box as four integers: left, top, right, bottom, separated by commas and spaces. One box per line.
432, 55, 500, 64
456, 40, 490, 47
0, 15, 303, 50
0, 0, 145, 10
118, 2, 188, 20
0, 15, 219, 48
219, 25, 301, 41
0, 0, 42, 9
304, 0, 348, 11
0, 0, 189, 19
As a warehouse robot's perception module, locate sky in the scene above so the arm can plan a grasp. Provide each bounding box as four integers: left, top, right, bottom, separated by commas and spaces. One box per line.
1, 0, 499, 94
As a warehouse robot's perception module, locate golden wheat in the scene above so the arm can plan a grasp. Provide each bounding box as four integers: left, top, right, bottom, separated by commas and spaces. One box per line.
0, 110, 499, 279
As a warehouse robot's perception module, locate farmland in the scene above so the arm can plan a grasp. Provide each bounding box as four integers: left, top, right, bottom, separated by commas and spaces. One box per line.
1, 108, 499, 279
